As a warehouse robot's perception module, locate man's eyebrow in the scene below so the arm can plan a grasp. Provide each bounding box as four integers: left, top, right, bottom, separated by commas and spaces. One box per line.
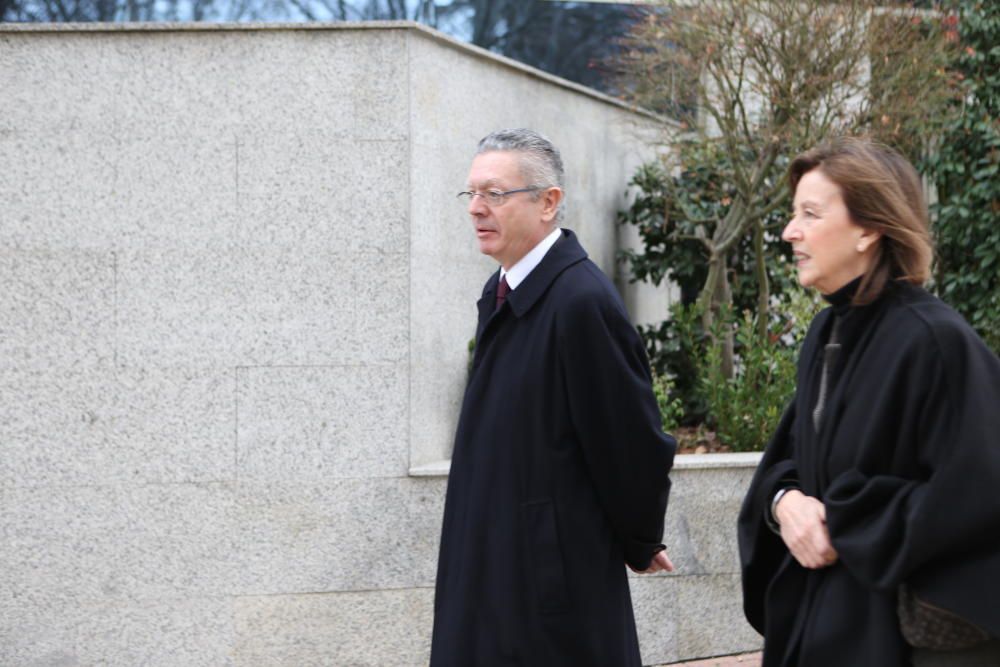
467, 178, 503, 189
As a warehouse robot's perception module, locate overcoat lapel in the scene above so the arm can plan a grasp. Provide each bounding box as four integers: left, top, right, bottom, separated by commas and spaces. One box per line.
505, 232, 587, 319
797, 311, 825, 493
475, 271, 500, 340
807, 302, 892, 492
472, 230, 588, 371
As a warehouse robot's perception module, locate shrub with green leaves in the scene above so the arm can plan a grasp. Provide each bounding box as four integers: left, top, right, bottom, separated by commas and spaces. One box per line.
698, 286, 820, 451
638, 301, 708, 424
651, 372, 685, 435
700, 311, 792, 452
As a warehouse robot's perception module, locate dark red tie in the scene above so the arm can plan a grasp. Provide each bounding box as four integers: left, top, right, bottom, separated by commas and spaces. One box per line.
495, 276, 510, 311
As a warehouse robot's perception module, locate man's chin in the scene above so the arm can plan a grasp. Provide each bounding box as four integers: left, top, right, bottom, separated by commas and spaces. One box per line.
477, 240, 499, 258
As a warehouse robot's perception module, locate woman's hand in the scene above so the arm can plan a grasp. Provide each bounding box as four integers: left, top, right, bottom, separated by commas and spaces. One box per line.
775, 490, 839, 569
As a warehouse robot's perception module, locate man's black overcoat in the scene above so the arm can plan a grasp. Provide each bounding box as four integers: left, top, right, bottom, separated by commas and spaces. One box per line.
738, 282, 1000, 667
430, 230, 676, 667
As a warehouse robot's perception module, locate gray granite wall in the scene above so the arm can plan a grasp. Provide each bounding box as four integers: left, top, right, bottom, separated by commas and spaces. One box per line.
0, 23, 759, 666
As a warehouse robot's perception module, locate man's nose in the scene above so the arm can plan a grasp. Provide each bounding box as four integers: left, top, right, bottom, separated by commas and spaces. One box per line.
468, 193, 488, 216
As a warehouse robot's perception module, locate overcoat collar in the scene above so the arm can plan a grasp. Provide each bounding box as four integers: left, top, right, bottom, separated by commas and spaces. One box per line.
476, 229, 588, 323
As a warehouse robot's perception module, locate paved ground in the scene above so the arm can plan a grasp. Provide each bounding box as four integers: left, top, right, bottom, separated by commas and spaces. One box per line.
655, 651, 763, 666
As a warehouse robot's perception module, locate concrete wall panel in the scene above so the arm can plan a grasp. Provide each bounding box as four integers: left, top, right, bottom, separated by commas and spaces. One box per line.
0, 130, 119, 250
236, 364, 409, 481
233, 588, 433, 667
2, 596, 235, 667
230, 478, 444, 596
234, 136, 409, 254
0, 483, 237, 605
0, 248, 115, 371
110, 133, 237, 245
0, 367, 234, 488
114, 244, 408, 368
0, 34, 120, 136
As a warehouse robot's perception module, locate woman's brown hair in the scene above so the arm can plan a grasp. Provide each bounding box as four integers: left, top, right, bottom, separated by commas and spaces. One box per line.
788, 137, 933, 305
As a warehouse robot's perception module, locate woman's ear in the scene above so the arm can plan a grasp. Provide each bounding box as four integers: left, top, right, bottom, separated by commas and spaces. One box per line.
857, 228, 882, 253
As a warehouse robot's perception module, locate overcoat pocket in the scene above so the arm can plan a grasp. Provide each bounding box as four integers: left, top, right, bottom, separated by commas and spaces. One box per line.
521, 498, 570, 614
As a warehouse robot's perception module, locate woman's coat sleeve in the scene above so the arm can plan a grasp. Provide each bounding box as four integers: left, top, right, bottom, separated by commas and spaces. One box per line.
738, 402, 798, 633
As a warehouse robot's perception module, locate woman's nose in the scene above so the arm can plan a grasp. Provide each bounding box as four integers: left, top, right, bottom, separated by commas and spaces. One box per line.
781, 219, 799, 242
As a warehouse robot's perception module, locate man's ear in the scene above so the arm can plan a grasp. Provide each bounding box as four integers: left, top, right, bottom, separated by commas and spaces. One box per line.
540, 187, 564, 224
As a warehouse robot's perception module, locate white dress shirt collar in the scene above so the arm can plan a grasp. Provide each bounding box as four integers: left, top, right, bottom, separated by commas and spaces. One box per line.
500, 227, 562, 290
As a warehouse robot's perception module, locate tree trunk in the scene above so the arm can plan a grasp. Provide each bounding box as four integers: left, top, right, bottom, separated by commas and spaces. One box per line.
753, 218, 769, 342
698, 251, 735, 379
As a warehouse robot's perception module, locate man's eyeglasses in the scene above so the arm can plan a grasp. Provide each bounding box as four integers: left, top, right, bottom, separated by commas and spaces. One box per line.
456, 187, 541, 207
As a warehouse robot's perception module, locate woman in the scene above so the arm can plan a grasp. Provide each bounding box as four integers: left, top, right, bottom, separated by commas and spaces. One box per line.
738, 137, 1000, 666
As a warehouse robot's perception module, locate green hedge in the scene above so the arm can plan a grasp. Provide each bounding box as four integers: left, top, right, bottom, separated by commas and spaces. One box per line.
925, 0, 1000, 353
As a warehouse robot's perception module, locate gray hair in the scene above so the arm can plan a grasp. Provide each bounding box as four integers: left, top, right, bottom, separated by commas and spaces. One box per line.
476, 128, 565, 222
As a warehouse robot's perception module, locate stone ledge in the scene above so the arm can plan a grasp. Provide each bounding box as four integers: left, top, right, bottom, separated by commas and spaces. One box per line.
672, 452, 763, 470
408, 459, 453, 477
409, 452, 763, 477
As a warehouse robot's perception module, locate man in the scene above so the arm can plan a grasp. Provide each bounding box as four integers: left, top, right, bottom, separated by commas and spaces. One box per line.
430, 128, 677, 667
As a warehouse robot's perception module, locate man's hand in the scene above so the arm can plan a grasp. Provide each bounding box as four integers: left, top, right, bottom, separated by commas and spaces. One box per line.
775, 489, 838, 569
629, 549, 675, 574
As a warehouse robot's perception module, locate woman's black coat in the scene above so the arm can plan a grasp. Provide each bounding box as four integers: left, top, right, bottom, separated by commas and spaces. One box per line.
430, 230, 676, 666
738, 282, 1000, 666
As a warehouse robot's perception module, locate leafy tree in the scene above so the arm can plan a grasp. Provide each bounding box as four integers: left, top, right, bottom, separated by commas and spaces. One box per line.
618, 0, 957, 377
923, 0, 1000, 353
